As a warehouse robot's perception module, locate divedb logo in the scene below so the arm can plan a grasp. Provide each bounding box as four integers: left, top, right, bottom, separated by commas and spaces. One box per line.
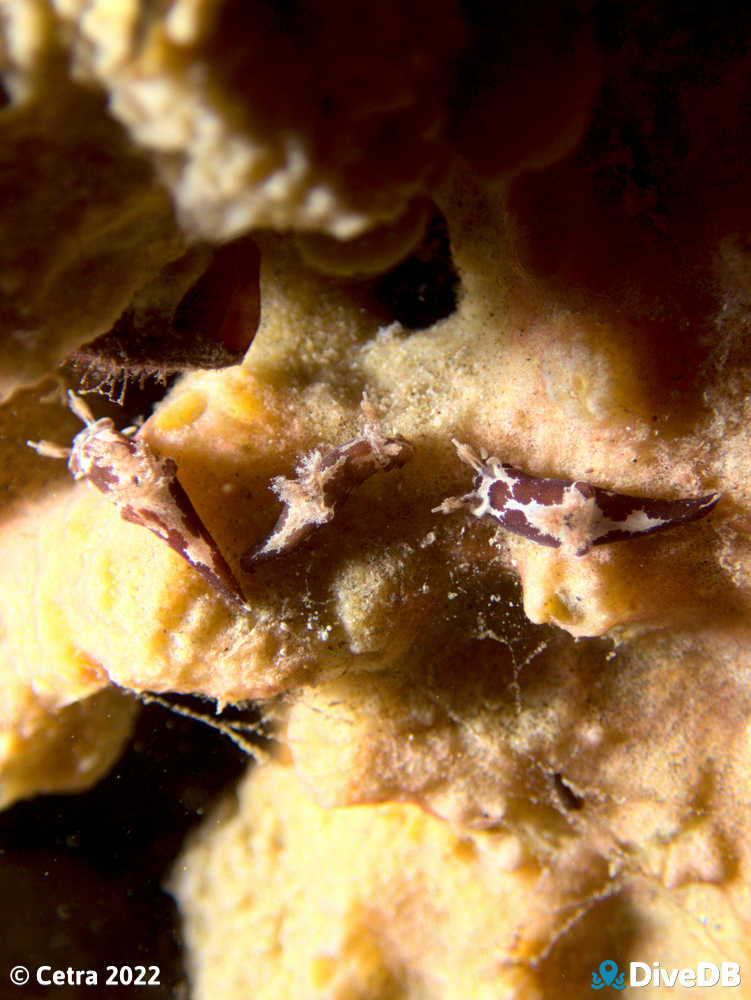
592, 961, 625, 990
591, 960, 741, 990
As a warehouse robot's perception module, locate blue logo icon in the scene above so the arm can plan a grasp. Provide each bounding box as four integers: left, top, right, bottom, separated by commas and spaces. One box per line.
592, 960, 626, 990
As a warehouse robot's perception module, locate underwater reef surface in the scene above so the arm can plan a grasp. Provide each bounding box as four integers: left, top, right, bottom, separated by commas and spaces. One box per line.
2, 1, 751, 995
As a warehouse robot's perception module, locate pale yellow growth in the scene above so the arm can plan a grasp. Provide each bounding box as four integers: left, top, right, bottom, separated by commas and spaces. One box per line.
294, 198, 432, 277
48, 0, 463, 242
538, 313, 655, 425
172, 763, 751, 1000
151, 388, 208, 432
0, 688, 137, 810
3, 169, 745, 811
35, 491, 292, 702
149, 368, 273, 446
1, 131, 750, 996
516, 544, 662, 637
662, 823, 728, 890
171, 762, 545, 1000
0, 1, 185, 400
0, 381, 140, 805
2, 2, 751, 993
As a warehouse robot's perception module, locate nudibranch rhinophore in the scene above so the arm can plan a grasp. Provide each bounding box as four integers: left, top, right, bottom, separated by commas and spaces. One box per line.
434, 440, 721, 556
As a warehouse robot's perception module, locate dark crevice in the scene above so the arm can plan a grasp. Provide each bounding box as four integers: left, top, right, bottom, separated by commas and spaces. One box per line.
370, 212, 460, 330
552, 772, 585, 812
0, 697, 254, 998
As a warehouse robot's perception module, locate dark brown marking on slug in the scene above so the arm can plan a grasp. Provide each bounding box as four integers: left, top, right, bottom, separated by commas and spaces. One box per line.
510, 472, 568, 507
502, 506, 561, 549
487, 478, 511, 510
434, 440, 721, 556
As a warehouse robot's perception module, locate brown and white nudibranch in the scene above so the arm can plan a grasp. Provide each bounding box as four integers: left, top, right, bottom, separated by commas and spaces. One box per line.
241, 401, 414, 568
28, 392, 246, 609
434, 440, 721, 556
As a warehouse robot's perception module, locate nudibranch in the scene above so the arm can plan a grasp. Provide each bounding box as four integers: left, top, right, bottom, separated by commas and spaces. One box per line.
434, 440, 721, 556
28, 392, 246, 608
242, 401, 414, 568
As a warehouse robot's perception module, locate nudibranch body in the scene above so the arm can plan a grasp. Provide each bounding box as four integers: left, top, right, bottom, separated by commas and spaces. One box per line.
29, 393, 247, 608
242, 401, 414, 568
435, 440, 720, 556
